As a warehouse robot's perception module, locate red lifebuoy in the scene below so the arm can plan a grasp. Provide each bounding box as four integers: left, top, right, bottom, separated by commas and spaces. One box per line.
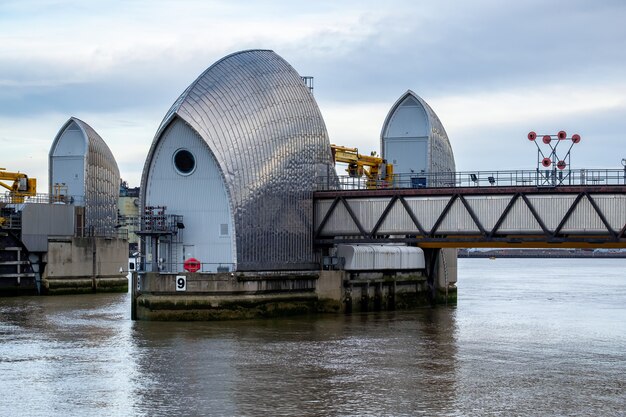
184, 257, 201, 273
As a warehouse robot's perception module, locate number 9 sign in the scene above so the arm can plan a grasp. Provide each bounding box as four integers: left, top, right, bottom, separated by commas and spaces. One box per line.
175, 275, 187, 292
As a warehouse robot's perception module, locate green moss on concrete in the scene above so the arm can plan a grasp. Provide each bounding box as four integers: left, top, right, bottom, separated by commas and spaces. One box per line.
42, 277, 128, 295
45, 287, 97, 295
137, 303, 316, 321
394, 291, 431, 310
436, 287, 457, 305
136, 293, 319, 321
97, 278, 128, 289
316, 298, 343, 313
133, 272, 455, 320
44, 278, 93, 289
137, 306, 254, 321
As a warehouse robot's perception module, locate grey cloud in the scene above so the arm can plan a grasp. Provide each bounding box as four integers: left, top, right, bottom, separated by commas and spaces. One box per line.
0, 62, 198, 117
287, 0, 626, 102
2, 0, 625, 158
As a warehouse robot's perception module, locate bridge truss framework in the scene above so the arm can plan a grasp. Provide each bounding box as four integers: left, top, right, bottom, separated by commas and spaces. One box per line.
314, 186, 626, 249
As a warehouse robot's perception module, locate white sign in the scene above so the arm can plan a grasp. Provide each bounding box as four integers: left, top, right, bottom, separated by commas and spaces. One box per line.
175, 275, 187, 291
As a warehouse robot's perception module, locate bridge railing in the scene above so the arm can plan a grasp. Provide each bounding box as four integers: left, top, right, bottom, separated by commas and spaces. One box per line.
315, 169, 626, 191
0, 192, 87, 205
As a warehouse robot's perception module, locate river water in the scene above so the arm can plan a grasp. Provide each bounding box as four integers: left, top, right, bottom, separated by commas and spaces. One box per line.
1, 258, 625, 416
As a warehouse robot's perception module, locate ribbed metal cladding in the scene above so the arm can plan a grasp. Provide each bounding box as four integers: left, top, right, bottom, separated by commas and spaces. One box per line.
141, 50, 335, 271
49, 117, 120, 236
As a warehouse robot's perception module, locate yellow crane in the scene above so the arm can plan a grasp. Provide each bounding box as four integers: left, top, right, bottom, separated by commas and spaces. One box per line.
331, 145, 394, 188
0, 168, 37, 203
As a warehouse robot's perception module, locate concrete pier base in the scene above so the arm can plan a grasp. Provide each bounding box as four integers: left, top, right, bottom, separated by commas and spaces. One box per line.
137, 293, 318, 321
42, 276, 128, 295
1, 233, 129, 296
318, 270, 437, 314
40, 237, 129, 295
134, 271, 319, 321
424, 248, 458, 306
133, 268, 457, 321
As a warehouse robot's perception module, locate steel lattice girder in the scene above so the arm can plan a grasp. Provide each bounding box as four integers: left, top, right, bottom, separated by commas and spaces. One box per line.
313, 186, 626, 248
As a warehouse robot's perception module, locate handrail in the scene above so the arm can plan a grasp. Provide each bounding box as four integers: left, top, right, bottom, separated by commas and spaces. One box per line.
315, 169, 626, 191
0, 192, 86, 205
138, 262, 236, 274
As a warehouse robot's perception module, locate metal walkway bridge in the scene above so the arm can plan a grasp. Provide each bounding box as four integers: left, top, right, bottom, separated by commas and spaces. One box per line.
314, 169, 626, 249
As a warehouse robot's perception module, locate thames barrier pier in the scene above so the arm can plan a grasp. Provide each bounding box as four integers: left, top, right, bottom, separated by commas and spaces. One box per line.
131, 49, 462, 320
1, 117, 127, 295
129, 49, 626, 320
3, 49, 625, 317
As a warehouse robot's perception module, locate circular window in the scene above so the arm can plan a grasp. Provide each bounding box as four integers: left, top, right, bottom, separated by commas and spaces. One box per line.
173, 149, 195, 175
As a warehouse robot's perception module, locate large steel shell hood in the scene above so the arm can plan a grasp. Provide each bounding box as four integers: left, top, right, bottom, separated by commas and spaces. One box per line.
381, 90, 456, 173
141, 49, 335, 270
49, 117, 120, 235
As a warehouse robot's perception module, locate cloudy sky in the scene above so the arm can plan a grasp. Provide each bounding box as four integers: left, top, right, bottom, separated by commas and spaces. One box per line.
1, 0, 625, 188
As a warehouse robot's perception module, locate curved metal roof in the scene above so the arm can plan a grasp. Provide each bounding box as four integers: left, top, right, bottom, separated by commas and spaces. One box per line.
49, 117, 120, 183
141, 49, 335, 270
381, 90, 456, 172
49, 117, 120, 235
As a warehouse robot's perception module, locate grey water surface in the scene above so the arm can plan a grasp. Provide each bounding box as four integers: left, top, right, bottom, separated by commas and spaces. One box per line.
1, 258, 625, 416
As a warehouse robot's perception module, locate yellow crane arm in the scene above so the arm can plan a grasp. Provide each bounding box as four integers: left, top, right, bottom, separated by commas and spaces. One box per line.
330, 144, 394, 187
0, 168, 37, 202
0, 181, 13, 192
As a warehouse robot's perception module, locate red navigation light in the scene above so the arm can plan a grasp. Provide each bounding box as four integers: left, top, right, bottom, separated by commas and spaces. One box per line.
557, 130, 567, 140
542, 157, 552, 167
557, 160, 567, 170
542, 135, 551, 144
572, 133, 581, 144
528, 131, 537, 141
